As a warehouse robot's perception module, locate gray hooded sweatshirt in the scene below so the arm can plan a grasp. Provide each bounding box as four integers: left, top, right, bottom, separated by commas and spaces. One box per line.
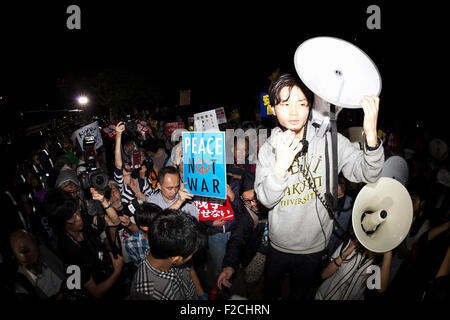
255, 122, 384, 254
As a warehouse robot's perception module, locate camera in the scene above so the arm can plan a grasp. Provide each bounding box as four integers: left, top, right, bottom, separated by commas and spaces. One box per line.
131, 157, 155, 179
78, 135, 109, 191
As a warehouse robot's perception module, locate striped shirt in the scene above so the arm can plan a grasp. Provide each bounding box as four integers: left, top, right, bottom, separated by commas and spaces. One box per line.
130, 257, 197, 300
114, 167, 156, 204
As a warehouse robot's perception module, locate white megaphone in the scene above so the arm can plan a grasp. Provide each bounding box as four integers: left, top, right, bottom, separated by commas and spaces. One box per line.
352, 177, 413, 253
294, 36, 381, 109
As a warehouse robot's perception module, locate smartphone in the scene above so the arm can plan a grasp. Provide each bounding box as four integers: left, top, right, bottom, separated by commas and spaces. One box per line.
132, 149, 141, 169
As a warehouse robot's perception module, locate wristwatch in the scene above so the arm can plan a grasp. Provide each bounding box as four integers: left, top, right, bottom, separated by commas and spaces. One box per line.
365, 137, 382, 151
103, 200, 112, 210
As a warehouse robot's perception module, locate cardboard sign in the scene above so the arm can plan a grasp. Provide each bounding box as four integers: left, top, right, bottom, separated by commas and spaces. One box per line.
74, 121, 103, 151
215, 107, 227, 124
194, 110, 219, 131
166, 122, 185, 136
260, 92, 273, 117
194, 197, 234, 221
182, 131, 226, 199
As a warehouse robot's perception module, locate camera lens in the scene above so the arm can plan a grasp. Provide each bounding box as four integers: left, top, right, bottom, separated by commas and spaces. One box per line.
91, 172, 108, 191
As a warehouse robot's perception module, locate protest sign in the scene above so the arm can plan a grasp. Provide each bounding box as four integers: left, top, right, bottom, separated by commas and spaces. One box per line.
182, 131, 226, 199
194, 110, 219, 131
229, 108, 240, 120
215, 107, 227, 124
260, 92, 273, 117
194, 197, 234, 221
102, 122, 118, 140
166, 122, 185, 136
137, 120, 150, 136
74, 121, 103, 150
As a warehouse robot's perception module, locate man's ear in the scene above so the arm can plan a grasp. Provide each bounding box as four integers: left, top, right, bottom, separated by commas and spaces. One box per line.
157, 182, 161, 190
271, 105, 276, 116
170, 256, 183, 265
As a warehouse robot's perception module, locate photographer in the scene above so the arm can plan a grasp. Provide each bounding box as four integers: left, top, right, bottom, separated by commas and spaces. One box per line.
114, 122, 156, 205
43, 189, 125, 299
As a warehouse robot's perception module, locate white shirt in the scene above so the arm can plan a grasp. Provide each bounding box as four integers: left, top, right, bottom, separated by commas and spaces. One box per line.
316, 242, 374, 300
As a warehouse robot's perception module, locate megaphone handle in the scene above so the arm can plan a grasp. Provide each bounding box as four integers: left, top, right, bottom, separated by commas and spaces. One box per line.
330, 104, 339, 211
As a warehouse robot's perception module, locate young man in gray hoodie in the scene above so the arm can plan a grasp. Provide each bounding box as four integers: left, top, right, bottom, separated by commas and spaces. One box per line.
255, 73, 384, 300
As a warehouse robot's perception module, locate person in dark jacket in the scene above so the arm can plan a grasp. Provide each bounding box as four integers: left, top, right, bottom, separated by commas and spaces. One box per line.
216, 170, 268, 298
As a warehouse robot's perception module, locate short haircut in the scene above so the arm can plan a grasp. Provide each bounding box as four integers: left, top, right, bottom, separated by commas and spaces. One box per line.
43, 189, 78, 230
148, 209, 205, 259
158, 166, 180, 184
239, 170, 256, 196
134, 203, 163, 230
268, 73, 313, 108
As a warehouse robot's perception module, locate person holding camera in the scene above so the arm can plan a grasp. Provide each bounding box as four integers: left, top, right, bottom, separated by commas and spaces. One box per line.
43, 189, 125, 299
114, 122, 155, 205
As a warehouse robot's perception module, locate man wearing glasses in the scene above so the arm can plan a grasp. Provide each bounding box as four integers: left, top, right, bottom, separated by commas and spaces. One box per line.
216, 171, 269, 298
44, 183, 124, 299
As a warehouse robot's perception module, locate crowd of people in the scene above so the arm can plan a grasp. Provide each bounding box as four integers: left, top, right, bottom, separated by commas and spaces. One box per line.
0, 74, 449, 302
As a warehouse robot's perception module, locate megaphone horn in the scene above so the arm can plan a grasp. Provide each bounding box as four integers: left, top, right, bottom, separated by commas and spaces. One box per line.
352, 177, 413, 253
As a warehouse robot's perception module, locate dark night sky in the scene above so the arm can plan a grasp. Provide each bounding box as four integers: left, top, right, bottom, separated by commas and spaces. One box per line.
0, 1, 447, 138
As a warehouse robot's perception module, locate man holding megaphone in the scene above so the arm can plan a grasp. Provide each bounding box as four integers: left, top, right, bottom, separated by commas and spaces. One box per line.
255, 73, 384, 300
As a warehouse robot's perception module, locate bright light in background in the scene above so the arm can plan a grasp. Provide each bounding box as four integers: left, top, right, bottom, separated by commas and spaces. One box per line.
77, 96, 89, 105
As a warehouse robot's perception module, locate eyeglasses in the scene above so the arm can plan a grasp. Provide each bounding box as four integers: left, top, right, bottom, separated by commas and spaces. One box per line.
241, 195, 258, 206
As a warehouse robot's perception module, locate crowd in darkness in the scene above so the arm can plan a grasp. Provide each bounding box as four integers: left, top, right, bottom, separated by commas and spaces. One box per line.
0, 84, 449, 302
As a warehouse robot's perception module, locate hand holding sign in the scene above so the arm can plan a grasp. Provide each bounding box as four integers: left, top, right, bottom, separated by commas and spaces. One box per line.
183, 131, 227, 199
179, 182, 194, 201
212, 218, 226, 227
171, 182, 194, 210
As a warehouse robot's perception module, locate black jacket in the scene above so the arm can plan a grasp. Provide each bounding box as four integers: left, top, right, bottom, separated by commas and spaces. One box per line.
222, 202, 266, 271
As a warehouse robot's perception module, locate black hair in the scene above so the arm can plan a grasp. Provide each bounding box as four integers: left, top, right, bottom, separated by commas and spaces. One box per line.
239, 170, 256, 196
121, 129, 137, 150
43, 189, 78, 230
268, 73, 313, 108
157, 166, 180, 184
408, 175, 428, 202
142, 138, 161, 154
148, 209, 205, 259
134, 203, 163, 230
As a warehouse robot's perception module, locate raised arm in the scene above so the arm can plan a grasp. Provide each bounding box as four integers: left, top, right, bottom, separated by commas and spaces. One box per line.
115, 122, 126, 170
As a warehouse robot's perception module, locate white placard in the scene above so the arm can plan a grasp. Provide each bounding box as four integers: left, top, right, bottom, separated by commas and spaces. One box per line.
74, 121, 103, 151
194, 110, 219, 131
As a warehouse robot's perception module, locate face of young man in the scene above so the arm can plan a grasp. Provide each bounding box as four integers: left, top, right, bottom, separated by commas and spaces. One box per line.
272, 86, 309, 138
158, 173, 180, 202
241, 189, 263, 214
65, 207, 84, 233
